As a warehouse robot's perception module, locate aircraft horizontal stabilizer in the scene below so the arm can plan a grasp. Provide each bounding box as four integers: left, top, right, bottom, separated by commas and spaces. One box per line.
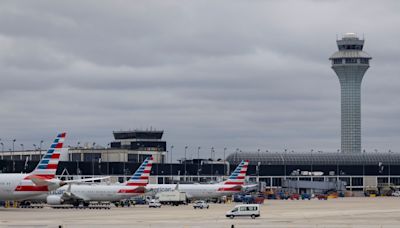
218, 184, 242, 192
30, 176, 61, 187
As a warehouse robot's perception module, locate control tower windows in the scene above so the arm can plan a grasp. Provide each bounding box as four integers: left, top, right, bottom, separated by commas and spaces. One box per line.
345, 58, 357, 64
333, 59, 343, 64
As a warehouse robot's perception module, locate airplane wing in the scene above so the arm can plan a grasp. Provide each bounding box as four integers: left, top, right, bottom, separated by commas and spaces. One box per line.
62, 176, 111, 185
231, 185, 243, 191
242, 184, 258, 193
30, 176, 111, 187
30, 176, 61, 187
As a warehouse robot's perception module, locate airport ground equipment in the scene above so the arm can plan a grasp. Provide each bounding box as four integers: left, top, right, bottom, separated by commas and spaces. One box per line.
156, 190, 187, 206
51, 204, 111, 210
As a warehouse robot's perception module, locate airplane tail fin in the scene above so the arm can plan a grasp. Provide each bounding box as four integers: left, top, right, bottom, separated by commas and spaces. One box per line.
221, 160, 248, 186
125, 156, 153, 186
29, 132, 67, 179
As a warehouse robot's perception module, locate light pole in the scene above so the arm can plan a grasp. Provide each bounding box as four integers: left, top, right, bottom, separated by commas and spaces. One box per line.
223, 147, 227, 176
39, 140, 44, 157
20, 144, 24, 151
211, 147, 214, 179
0, 142, 4, 160
170, 145, 174, 182
107, 143, 110, 175
197, 146, 201, 178
389, 149, 392, 185
170, 145, 174, 163
12, 139, 16, 160
197, 146, 201, 161
184, 146, 188, 180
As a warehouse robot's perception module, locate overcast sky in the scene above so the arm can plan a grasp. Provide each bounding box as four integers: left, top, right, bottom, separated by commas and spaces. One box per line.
0, 0, 399, 160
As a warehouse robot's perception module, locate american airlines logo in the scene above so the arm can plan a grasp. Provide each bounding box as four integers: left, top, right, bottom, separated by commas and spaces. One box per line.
148, 187, 174, 194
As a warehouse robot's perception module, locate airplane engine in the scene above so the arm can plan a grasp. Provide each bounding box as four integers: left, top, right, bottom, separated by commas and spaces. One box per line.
46, 195, 64, 205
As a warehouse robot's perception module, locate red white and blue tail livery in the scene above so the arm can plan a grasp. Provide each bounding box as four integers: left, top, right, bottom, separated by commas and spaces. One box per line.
29, 132, 66, 179
14, 132, 66, 193
126, 156, 153, 186
218, 160, 248, 192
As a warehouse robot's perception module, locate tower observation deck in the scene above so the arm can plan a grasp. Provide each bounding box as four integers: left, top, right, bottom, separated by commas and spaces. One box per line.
329, 33, 372, 154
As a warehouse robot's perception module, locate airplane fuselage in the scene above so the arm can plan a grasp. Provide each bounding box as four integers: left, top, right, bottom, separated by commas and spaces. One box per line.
32, 183, 145, 204
146, 184, 239, 200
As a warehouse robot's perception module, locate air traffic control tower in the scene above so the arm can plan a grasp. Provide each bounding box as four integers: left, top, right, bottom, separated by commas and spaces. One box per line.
330, 33, 372, 153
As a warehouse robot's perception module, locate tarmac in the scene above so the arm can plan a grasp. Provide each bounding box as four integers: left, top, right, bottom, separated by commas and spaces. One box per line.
1, 197, 400, 228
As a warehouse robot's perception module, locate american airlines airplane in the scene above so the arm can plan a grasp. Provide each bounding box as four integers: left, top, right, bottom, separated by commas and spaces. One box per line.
0, 132, 68, 201
146, 160, 249, 200
43, 156, 154, 207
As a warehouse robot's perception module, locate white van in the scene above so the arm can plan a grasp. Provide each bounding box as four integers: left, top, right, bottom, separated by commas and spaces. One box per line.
226, 204, 260, 219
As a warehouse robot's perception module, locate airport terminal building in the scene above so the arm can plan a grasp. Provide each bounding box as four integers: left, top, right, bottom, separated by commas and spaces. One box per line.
1, 147, 400, 193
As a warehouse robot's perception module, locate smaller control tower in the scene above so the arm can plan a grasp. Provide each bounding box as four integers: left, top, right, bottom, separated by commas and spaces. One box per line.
329, 33, 372, 154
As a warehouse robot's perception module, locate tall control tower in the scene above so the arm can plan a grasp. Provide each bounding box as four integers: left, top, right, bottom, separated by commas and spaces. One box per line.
329, 33, 372, 154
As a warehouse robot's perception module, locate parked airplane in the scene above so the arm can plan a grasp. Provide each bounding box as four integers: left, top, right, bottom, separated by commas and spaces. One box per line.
0, 132, 68, 200
146, 160, 249, 200
43, 156, 154, 207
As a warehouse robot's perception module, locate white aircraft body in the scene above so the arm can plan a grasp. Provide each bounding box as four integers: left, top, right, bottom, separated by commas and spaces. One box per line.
0, 133, 68, 201
146, 160, 248, 200
41, 156, 154, 206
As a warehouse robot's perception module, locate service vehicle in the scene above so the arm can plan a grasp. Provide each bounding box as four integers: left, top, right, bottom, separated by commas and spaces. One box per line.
193, 200, 209, 209
226, 204, 260, 219
148, 199, 161, 208
156, 190, 187, 206
392, 191, 400, 197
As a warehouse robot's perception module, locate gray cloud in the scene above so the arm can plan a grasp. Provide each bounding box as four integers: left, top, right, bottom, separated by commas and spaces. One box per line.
0, 0, 400, 159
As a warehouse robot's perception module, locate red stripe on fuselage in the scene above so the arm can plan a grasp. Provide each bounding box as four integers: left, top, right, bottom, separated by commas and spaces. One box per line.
15, 185, 49, 192
143, 170, 150, 173
126, 182, 147, 186
118, 188, 145, 194
224, 181, 244, 185
217, 187, 241, 192
25, 174, 55, 180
